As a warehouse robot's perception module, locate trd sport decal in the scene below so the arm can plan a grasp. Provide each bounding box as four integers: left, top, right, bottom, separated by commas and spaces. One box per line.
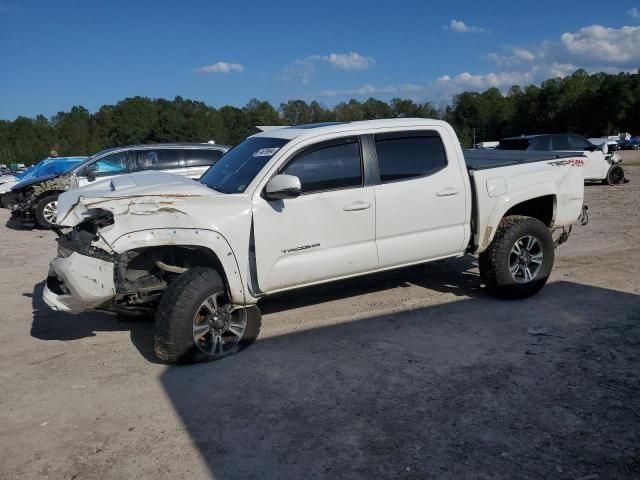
281, 243, 320, 254
548, 159, 585, 167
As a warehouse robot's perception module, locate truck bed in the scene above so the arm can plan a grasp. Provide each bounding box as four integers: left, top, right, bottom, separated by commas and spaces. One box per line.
464, 150, 582, 170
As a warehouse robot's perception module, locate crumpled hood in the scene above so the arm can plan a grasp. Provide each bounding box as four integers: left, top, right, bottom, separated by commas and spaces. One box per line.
11, 173, 59, 191
57, 171, 216, 227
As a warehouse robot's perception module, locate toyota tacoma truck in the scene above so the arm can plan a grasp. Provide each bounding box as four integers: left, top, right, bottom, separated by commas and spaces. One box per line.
43, 119, 587, 363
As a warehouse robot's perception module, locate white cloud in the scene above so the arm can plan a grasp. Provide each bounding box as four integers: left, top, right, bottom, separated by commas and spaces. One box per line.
560, 25, 640, 66
446, 19, 489, 34
324, 52, 375, 71
487, 47, 536, 67
312, 22, 639, 103
197, 62, 244, 74
318, 83, 425, 97
281, 51, 375, 83
629, 7, 640, 19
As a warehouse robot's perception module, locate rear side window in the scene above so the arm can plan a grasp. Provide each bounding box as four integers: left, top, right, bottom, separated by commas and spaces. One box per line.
529, 136, 553, 150
185, 149, 224, 167
374, 131, 447, 182
133, 150, 183, 171
551, 135, 571, 151
282, 138, 362, 193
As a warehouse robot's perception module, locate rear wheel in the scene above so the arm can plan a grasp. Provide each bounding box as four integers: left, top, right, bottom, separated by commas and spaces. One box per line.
35, 194, 59, 228
154, 267, 261, 363
603, 165, 625, 185
479, 216, 554, 299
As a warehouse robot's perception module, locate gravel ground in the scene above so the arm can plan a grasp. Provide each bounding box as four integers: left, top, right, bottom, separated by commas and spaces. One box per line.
1, 168, 639, 480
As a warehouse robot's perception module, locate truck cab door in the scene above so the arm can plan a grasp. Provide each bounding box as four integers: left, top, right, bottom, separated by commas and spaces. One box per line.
372, 129, 468, 268
251, 136, 378, 293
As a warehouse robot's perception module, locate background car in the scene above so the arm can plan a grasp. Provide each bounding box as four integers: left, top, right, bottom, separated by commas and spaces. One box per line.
4, 143, 230, 228
0, 157, 86, 195
497, 133, 624, 184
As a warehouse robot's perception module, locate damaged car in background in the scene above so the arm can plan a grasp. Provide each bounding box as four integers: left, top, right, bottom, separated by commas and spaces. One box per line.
44, 118, 587, 363
0, 156, 86, 208
497, 133, 626, 185
3, 143, 229, 228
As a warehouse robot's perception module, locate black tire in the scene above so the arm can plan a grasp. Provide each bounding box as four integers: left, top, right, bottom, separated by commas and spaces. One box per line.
35, 194, 59, 229
479, 215, 554, 299
0, 194, 10, 209
154, 266, 261, 363
603, 165, 625, 185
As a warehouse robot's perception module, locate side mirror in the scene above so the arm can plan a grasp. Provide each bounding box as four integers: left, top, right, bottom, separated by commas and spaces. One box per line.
264, 174, 302, 200
86, 166, 97, 182
600, 142, 609, 155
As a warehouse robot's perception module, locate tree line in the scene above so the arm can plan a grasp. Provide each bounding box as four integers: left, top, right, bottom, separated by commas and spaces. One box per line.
1, 69, 638, 165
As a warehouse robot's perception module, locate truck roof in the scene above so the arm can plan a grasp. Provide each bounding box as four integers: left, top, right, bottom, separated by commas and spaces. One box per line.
251, 118, 451, 140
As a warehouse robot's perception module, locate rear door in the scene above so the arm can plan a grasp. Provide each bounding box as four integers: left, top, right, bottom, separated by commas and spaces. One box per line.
252, 136, 378, 292
373, 129, 467, 268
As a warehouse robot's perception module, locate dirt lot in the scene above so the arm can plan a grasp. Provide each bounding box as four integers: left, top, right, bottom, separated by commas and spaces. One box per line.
1, 169, 639, 480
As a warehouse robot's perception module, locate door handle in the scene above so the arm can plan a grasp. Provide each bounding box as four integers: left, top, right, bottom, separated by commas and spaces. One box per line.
343, 201, 372, 211
436, 187, 461, 197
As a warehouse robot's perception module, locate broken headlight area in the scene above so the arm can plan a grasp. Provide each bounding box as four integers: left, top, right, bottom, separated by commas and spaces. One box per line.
46, 274, 70, 296
54, 209, 114, 259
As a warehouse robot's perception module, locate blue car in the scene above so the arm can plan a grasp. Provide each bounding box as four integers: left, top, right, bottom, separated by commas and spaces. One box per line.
0, 156, 86, 206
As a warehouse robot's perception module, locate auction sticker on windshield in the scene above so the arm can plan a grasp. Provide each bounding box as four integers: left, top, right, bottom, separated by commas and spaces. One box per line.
253, 148, 280, 157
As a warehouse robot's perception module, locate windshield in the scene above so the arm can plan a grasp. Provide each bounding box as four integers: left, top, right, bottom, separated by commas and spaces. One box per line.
21, 158, 84, 180
200, 137, 289, 193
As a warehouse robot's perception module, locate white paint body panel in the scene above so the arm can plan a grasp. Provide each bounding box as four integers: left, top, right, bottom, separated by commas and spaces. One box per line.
47, 119, 585, 312
553, 149, 620, 181
44, 252, 115, 313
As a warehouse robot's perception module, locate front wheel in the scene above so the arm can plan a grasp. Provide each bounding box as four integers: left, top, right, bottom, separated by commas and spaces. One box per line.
35, 194, 59, 228
154, 267, 261, 363
603, 164, 625, 185
479, 216, 554, 299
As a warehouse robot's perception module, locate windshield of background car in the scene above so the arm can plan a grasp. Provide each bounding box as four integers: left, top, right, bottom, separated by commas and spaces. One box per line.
199, 137, 289, 193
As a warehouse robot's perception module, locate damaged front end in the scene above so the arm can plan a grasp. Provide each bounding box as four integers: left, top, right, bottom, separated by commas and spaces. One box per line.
44, 178, 219, 316
7, 173, 76, 227
45, 207, 187, 316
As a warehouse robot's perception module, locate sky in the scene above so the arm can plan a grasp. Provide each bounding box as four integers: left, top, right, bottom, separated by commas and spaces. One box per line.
1, 0, 639, 119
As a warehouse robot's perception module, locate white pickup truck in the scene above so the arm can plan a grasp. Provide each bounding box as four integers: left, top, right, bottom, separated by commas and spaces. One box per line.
43, 119, 587, 363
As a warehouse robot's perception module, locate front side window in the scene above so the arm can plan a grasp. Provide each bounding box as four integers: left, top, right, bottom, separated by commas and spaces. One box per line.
200, 137, 289, 194
282, 138, 362, 193
375, 132, 447, 182
92, 152, 129, 176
